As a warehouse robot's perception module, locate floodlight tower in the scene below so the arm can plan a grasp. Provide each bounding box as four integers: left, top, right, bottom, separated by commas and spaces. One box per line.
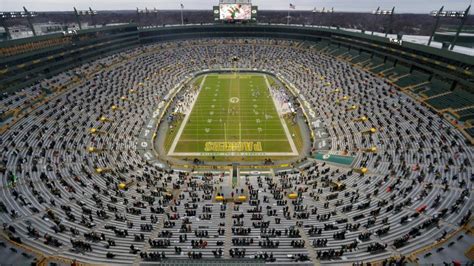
387, 7, 395, 38
428, 5, 471, 50
73, 7, 81, 29
449, 5, 471, 50
154, 8, 159, 18
371, 7, 380, 35
89, 7, 97, 28
372, 7, 395, 37
23, 7, 37, 36
428, 6, 444, 46
0, 8, 37, 39
74, 7, 97, 30
0, 13, 12, 40
313, 7, 334, 27
136, 8, 159, 27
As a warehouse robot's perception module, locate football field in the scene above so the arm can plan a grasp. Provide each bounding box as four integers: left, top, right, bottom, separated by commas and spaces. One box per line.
168, 73, 298, 157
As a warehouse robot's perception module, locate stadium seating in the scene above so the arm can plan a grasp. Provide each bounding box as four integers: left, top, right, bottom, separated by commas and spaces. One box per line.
395, 72, 429, 89
420, 78, 452, 98
426, 89, 474, 110
0, 37, 471, 265
456, 108, 474, 122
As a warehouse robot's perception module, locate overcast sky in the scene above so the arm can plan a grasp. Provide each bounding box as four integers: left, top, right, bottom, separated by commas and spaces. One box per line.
1, 0, 472, 13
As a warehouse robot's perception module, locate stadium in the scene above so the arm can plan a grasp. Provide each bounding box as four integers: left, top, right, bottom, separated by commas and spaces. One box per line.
0, 0, 473, 265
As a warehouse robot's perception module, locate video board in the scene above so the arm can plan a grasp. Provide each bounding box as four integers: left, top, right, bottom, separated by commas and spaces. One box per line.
219, 4, 252, 20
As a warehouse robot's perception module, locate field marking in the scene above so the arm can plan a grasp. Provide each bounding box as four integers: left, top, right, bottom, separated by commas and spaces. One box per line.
170, 152, 298, 157
176, 139, 291, 142
168, 75, 207, 156
264, 75, 299, 156
237, 75, 241, 145
169, 74, 299, 157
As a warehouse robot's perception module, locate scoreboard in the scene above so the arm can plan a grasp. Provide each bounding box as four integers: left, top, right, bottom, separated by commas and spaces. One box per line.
214, 0, 257, 22
219, 4, 251, 20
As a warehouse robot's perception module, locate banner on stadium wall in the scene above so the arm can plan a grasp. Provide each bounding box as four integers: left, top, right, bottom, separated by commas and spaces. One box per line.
314, 152, 354, 166
312, 118, 325, 129
136, 145, 167, 169
315, 138, 331, 150
137, 139, 153, 151
314, 128, 329, 139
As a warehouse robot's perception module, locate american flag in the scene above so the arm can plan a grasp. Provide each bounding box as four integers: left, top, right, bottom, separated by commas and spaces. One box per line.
180, 3, 184, 8
289, 3, 295, 9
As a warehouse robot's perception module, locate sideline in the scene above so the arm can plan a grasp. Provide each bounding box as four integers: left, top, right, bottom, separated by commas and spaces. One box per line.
168, 75, 207, 156
264, 74, 299, 156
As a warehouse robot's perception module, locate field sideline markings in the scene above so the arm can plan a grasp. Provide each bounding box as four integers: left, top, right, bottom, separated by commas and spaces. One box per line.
238, 74, 242, 145
169, 152, 298, 156
176, 139, 291, 142
181, 130, 288, 135
169, 74, 299, 157
168, 75, 207, 156
264, 75, 299, 156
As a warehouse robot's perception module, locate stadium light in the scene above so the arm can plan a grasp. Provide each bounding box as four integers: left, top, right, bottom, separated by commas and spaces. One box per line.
136, 8, 159, 27
370, 7, 380, 35
136, 8, 158, 14
428, 5, 471, 49
76, 10, 97, 16
372, 7, 395, 37
372, 8, 393, 15
0, 11, 37, 19
449, 5, 471, 50
428, 6, 444, 45
89, 7, 97, 28
430, 10, 468, 18
22, 7, 37, 36
74, 7, 98, 30
313, 7, 334, 14
312, 7, 334, 27
0, 7, 37, 39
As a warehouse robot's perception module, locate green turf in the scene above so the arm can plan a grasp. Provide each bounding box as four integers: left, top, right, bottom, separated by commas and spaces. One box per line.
170, 73, 295, 156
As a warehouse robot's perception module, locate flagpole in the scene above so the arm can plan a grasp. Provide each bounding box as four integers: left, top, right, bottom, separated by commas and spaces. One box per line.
287, 4, 290, 25
180, 4, 184, 25
287, 9, 290, 25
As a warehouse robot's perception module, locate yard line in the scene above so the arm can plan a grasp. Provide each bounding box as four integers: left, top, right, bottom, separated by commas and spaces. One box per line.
225, 76, 232, 145
239, 122, 242, 144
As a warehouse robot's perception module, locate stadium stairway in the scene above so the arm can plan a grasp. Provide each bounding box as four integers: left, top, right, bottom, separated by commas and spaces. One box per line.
224, 202, 234, 259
